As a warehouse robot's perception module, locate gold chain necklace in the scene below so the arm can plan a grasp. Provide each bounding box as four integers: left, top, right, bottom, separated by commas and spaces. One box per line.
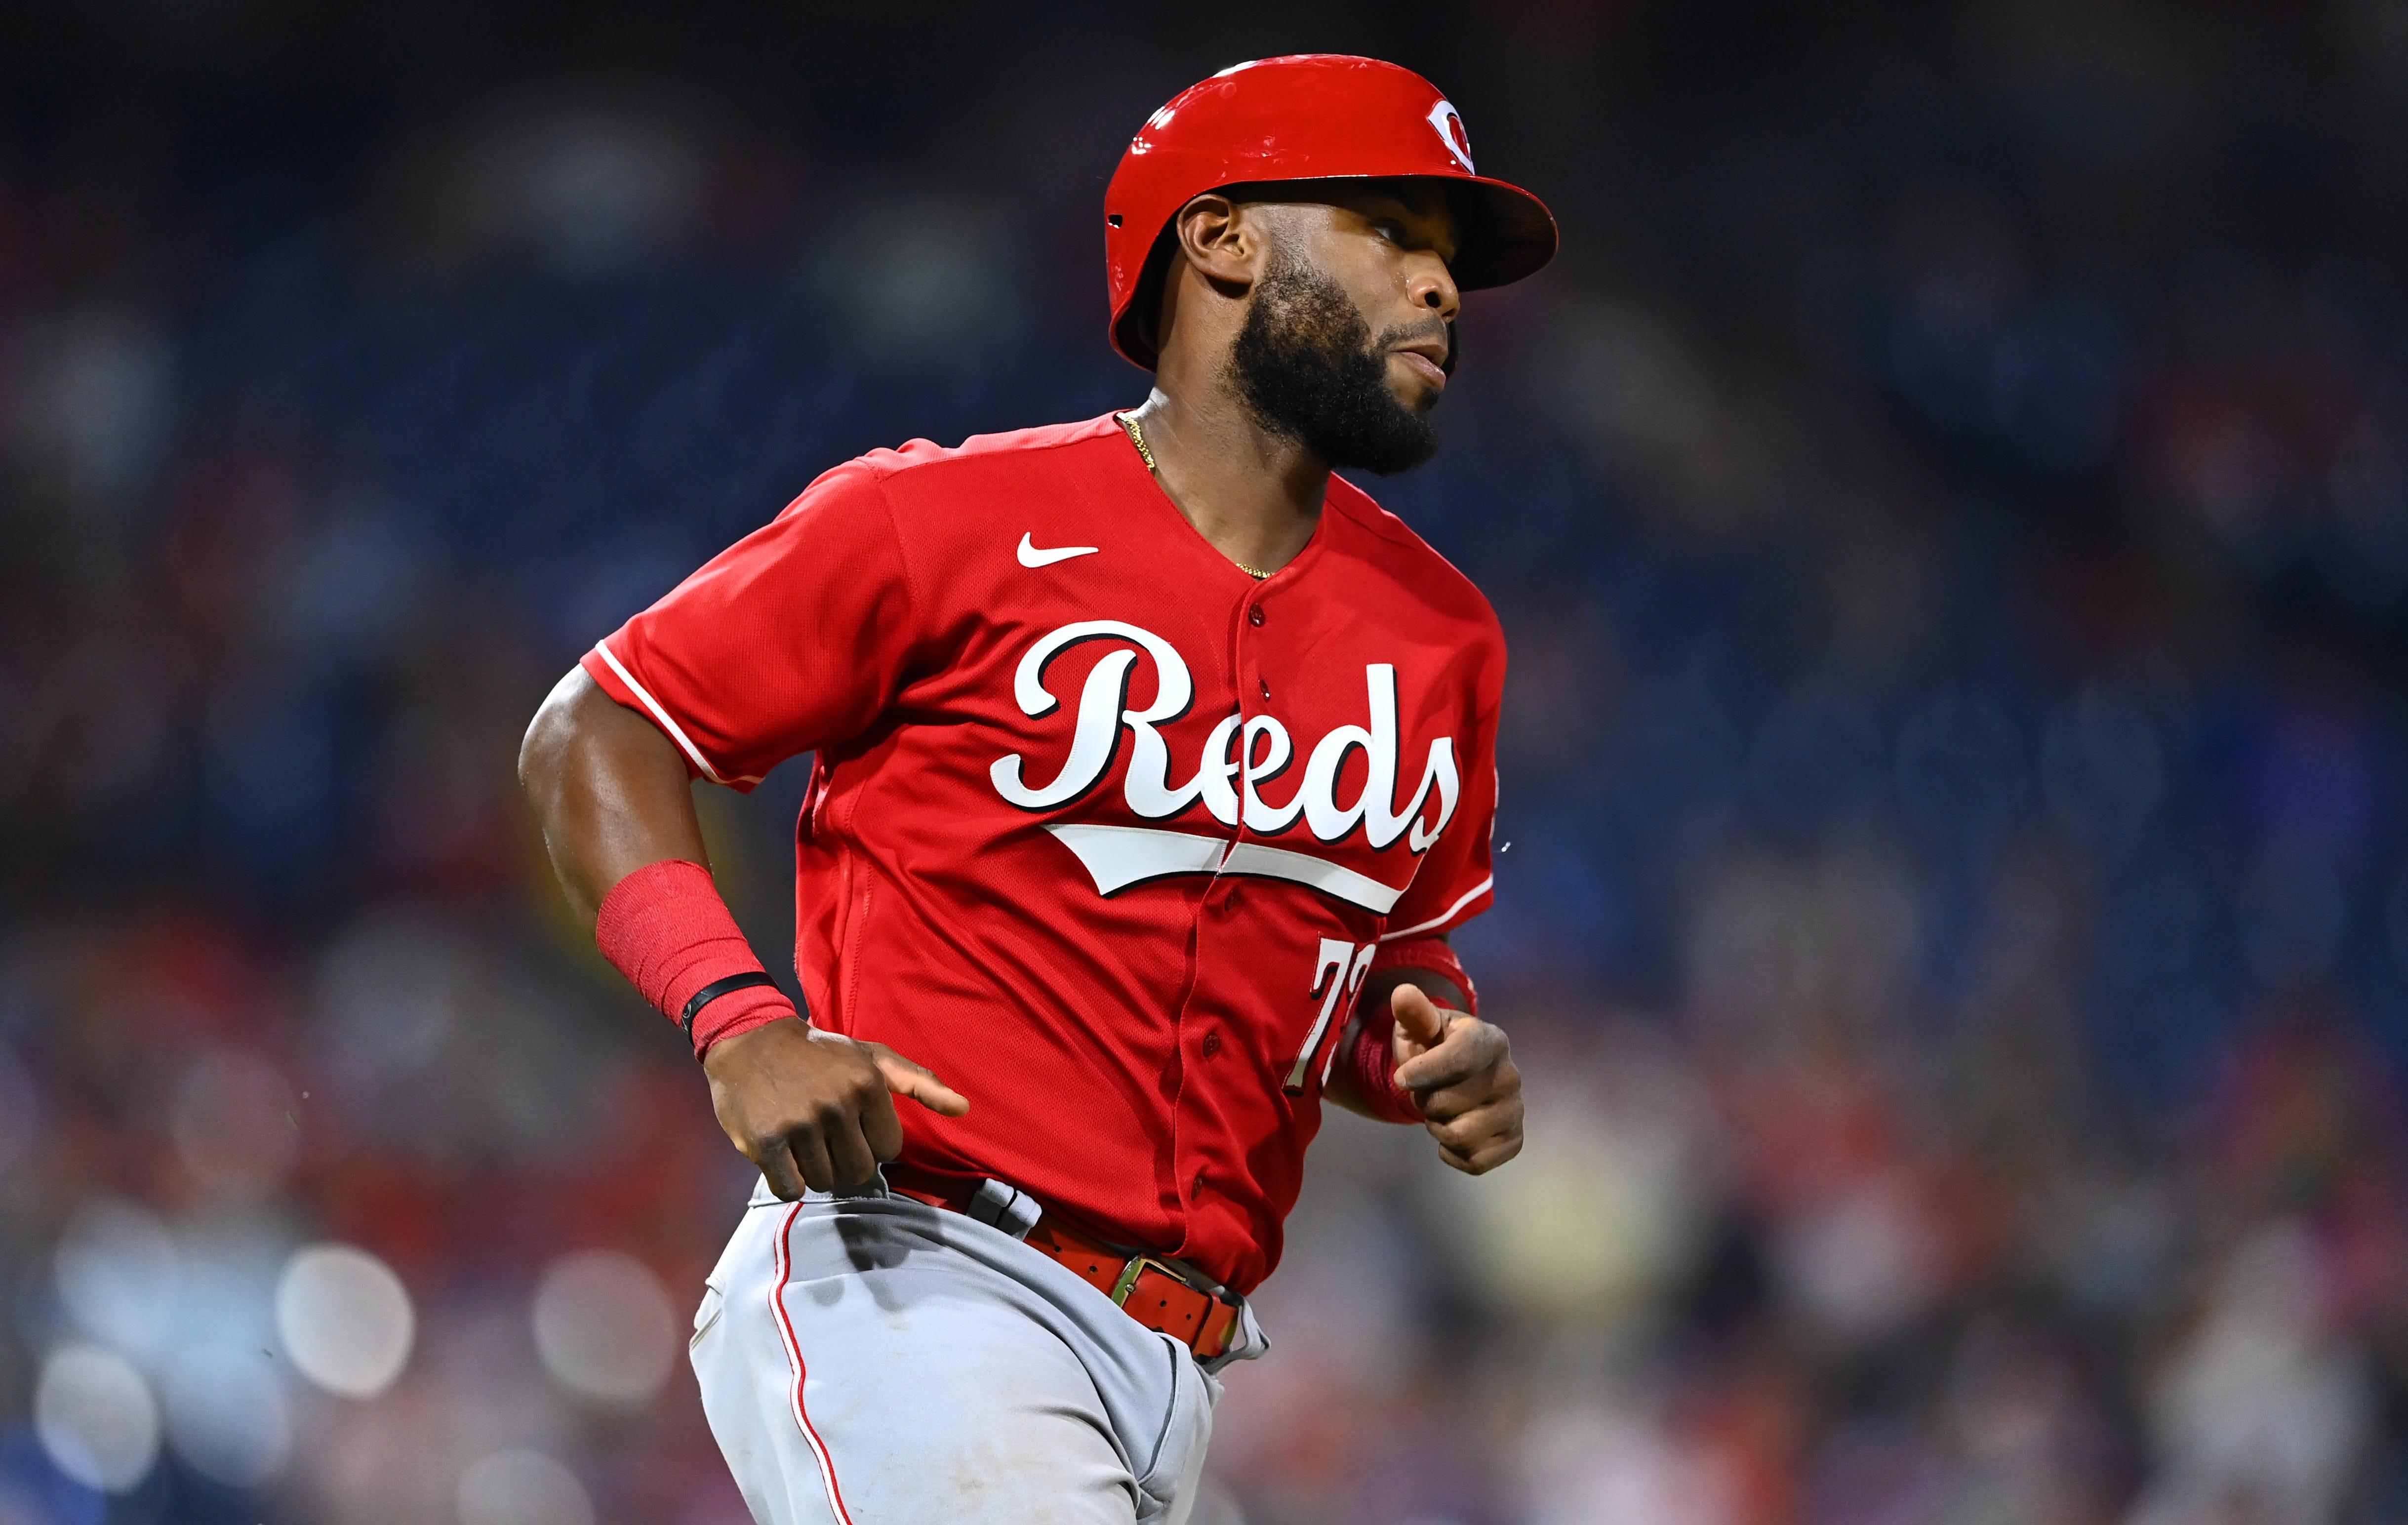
1116, 412, 1273, 580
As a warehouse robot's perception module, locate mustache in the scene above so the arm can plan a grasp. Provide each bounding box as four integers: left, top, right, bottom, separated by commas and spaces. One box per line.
1376, 318, 1458, 376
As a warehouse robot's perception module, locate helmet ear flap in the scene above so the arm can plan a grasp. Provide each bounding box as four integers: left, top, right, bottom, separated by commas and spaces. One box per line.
1118, 224, 1185, 371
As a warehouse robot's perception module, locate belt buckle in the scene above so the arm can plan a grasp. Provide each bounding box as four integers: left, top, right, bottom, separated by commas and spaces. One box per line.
1107, 1254, 1180, 1308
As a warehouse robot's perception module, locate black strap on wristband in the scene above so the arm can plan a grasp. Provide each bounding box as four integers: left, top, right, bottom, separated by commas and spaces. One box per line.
681, 971, 779, 1042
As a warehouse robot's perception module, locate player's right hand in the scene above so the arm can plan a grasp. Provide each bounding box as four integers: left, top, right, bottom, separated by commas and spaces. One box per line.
700, 1017, 970, 1198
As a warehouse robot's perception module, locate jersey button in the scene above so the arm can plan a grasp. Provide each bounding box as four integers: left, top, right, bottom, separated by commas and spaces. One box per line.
1193, 1169, 1207, 1196
1258, 678, 1271, 700
1248, 606, 1265, 627
1201, 1030, 1222, 1056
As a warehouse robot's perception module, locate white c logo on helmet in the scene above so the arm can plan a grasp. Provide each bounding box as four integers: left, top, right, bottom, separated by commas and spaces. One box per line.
1427, 101, 1475, 174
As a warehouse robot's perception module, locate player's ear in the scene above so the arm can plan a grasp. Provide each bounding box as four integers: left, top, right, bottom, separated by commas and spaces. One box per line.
1172, 193, 1260, 293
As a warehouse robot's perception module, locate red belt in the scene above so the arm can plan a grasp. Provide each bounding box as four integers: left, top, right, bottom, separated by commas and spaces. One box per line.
890, 1182, 1245, 1361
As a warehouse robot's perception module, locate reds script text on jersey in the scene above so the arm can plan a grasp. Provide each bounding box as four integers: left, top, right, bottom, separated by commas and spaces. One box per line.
581, 413, 1504, 1294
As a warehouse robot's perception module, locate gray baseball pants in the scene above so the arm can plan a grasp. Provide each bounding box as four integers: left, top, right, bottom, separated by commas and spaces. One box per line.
690, 1179, 1231, 1525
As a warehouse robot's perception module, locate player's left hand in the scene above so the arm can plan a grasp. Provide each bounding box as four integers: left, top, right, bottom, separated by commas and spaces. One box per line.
1390, 983, 1523, 1174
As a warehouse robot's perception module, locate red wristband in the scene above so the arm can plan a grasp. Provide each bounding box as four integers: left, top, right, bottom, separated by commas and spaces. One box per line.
1337, 1003, 1422, 1124
1369, 936, 1478, 1014
1335, 937, 1479, 1124
593, 859, 798, 1058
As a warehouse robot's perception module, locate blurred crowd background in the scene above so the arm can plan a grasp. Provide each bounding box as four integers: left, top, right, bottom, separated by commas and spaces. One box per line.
4, 1, 2407, 1522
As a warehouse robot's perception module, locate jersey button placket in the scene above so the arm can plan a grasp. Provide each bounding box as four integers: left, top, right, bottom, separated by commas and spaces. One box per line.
1238, 598, 1271, 838
1184, 591, 1256, 1224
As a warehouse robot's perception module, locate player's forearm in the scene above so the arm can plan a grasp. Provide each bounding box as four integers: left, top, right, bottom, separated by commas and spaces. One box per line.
519, 665, 713, 927
523, 669, 821, 1065
1323, 963, 1468, 1118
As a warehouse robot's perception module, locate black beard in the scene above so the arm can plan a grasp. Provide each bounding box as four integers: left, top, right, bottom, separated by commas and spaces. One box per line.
1226, 253, 1442, 476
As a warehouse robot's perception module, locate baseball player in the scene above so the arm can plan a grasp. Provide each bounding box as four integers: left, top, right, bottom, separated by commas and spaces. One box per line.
519, 55, 1555, 1525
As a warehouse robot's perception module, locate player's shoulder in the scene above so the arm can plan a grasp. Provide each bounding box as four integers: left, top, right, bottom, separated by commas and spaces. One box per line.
850, 414, 1124, 492
774, 415, 1123, 559
1322, 475, 1503, 642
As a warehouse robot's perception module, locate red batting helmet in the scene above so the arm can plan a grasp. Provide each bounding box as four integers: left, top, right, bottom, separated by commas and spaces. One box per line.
1104, 54, 1558, 369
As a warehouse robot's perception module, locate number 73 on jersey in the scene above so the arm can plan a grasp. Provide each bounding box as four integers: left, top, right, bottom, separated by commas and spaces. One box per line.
1287, 938, 1378, 1093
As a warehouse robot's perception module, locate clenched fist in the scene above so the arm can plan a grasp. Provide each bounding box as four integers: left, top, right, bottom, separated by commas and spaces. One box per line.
701, 1018, 969, 1198
1390, 983, 1523, 1174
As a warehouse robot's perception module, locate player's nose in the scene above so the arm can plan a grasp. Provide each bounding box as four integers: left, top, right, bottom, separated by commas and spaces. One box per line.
1406, 256, 1460, 325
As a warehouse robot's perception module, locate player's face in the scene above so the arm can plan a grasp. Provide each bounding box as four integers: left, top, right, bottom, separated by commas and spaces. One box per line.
1301, 184, 1464, 407
1225, 185, 1464, 476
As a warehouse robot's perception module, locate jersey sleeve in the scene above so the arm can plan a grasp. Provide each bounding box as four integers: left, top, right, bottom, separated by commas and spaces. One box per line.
1380, 692, 1500, 941
580, 459, 924, 790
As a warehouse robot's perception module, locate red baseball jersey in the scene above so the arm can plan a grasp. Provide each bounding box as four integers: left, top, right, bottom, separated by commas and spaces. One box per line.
582, 413, 1504, 1292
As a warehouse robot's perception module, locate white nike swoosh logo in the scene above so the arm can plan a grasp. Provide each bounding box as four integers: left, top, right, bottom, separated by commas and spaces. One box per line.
1018, 533, 1099, 568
